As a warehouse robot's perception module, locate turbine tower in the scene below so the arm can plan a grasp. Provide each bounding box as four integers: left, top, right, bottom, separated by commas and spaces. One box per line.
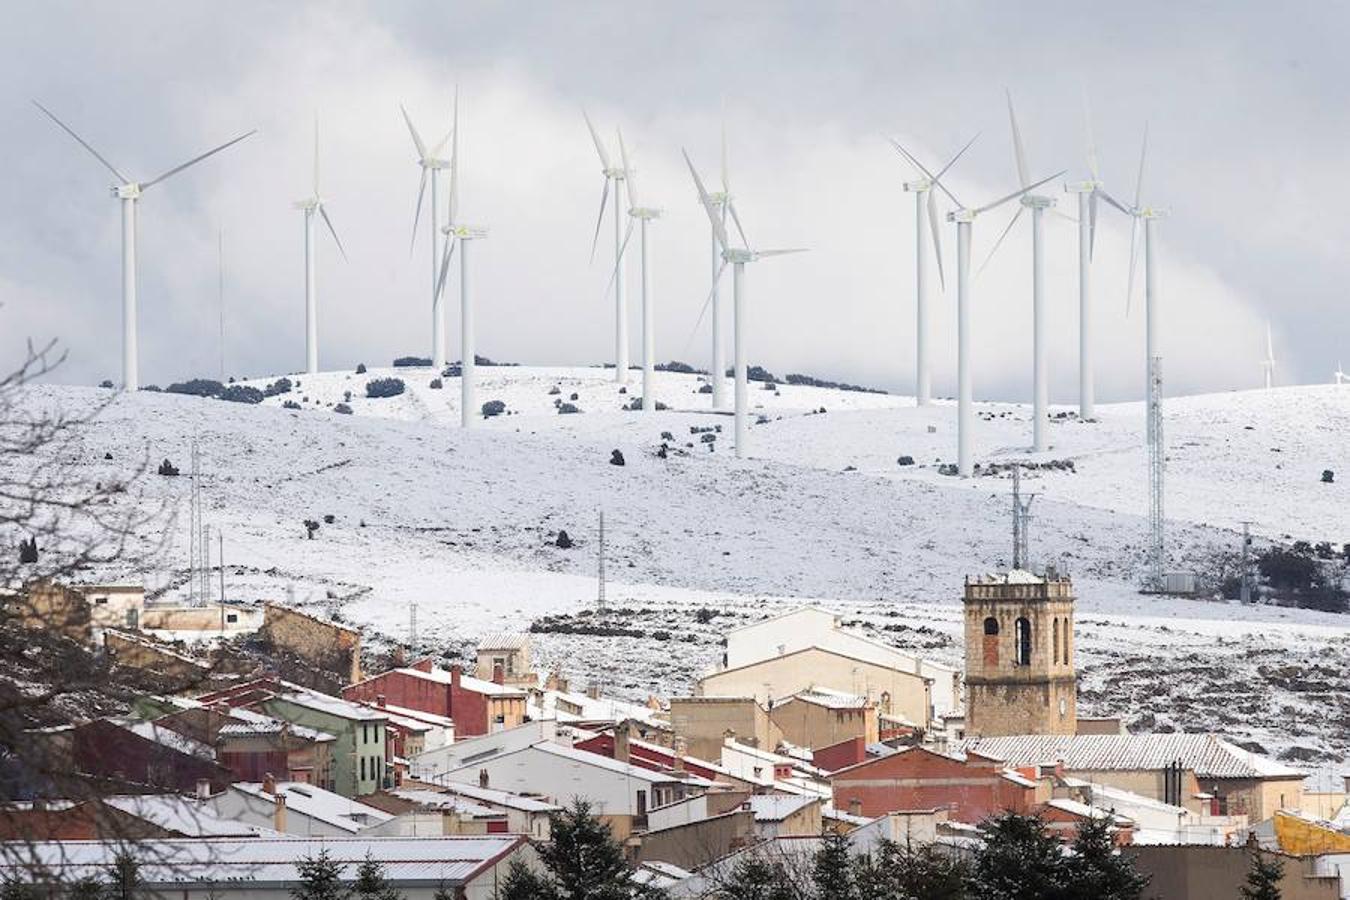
295, 119, 347, 374
1260, 322, 1276, 390
583, 112, 632, 383
1064, 93, 1107, 420
33, 102, 254, 391
981, 91, 1060, 452
401, 103, 453, 369
617, 129, 662, 413
704, 123, 747, 410
891, 140, 1063, 477
892, 135, 975, 406
1335, 362, 1347, 386
436, 90, 488, 428
683, 149, 806, 459
1100, 127, 1168, 422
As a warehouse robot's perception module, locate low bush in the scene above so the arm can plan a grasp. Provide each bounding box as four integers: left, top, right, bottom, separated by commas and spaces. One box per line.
481, 400, 506, 418
356, 363, 367, 374
167, 378, 224, 398
366, 377, 405, 399
429, 378, 443, 389
334, 403, 353, 414
263, 377, 293, 397
219, 385, 263, 404
393, 356, 432, 367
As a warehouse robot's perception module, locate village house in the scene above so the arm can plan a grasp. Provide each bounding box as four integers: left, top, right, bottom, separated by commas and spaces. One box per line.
410, 720, 578, 783
956, 732, 1307, 820
440, 740, 714, 841
343, 661, 527, 738
13, 580, 145, 642
720, 606, 962, 716
668, 696, 783, 763
831, 744, 1041, 823
411, 781, 559, 840
766, 688, 880, 751
696, 645, 933, 730
207, 776, 394, 837
30, 719, 234, 797
155, 704, 337, 789
259, 689, 390, 798
475, 633, 537, 689
363, 788, 512, 836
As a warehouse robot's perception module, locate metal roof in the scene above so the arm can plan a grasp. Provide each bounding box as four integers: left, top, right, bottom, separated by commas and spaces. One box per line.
103, 796, 271, 838
745, 794, 818, 822
230, 782, 393, 833
476, 633, 531, 652
956, 734, 1305, 780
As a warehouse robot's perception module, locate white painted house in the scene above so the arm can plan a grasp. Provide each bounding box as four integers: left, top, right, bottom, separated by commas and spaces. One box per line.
719, 606, 961, 716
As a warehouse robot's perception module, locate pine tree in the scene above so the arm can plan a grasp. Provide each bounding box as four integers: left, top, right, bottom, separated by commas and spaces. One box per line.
713, 856, 798, 900
0, 880, 42, 900
353, 855, 404, 900
292, 850, 349, 900
517, 799, 663, 899
812, 829, 856, 900
499, 860, 556, 900
1066, 816, 1149, 900
974, 812, 1073, 900
106, 852, 141, 900
882, 839, 973, 900
1240, 847, 1283, 900
67, 877, 103, 900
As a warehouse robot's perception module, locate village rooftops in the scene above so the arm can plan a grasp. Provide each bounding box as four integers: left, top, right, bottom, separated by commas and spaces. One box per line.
216, 707, 336, 743
0, 836, 527, 888
276, 689, 388, 722
956, 734, 1306, 780
103, 795, 275, 838
231, 781, 393, 833
121, 719, 215, 759
744, 794, 819, 823
787, 687, 872, 710
390, 666, 527, 698
476, 633, 530, 652
448, 740, 716, 789
436, 780, 561, 813
388, 789, 501, 820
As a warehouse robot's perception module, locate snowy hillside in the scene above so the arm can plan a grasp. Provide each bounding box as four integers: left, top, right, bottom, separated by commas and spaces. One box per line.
14, 365, 1350, 771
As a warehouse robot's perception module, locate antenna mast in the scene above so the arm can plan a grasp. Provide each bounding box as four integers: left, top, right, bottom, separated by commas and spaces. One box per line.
188, 439, 202, 605
1147, 356, 1166, 589
409, 601, 419, 653
1012, 465, 1036, 571
1239, 521, 1253, 603
597, 508, 607, 611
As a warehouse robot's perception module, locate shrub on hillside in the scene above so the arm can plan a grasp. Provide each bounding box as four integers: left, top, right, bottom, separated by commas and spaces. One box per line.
355, 363, 367, 374
481, 400, 506, 418
393, 356, 432, 367
98, 379, 113, 389
334, 403, 353, 414
263, 377, 293, 397
283, 400, 301, 410
365, 377, 405, 399
219, 385, 263, 404
429, 378, 443, 389
558, 403, 581, 414
167, 378, 224, 398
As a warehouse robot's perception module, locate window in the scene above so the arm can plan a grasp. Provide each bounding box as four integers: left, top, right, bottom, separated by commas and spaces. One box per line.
1063, 624, 1071, 666
636, 790, 647, 817
94, 597, 108, 605
982, 617, 1000, 667
360, 757, 367, 780
226, 613, 238, 623
1053, 619, 1060, 665
983, 617, 999, 636
1015, 618, 1032, 666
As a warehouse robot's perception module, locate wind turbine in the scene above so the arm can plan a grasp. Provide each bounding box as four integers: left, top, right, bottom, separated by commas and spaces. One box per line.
583, 112, 631, 383
295, 119, 347, 374
1099, 127, 1168, 415
1260, 323, 1276, 390
1064, 93, 1107, 420
1335, 362, 1347, 386
616, 129, 662, 413
704, 122, 751, 409
683, 149, 805, 459
891, 140, 1063, 477
32, 101, 255, 391
435, 90, 488, 428
892, 135, 976, 407
401, 104, 453, 368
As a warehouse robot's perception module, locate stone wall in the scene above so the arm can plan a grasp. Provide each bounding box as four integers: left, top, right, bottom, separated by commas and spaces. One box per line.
262, 602, 361, 684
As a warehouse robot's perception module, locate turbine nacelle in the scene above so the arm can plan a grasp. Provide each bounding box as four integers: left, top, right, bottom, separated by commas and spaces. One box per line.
112, 183, 141, 200
1020, 194, 1056, 209
902, 179, 933, 193
629, 206, 663, 220
948, 208, 977, 224
1063, 180, 1100, 194
442, 223, 488, 240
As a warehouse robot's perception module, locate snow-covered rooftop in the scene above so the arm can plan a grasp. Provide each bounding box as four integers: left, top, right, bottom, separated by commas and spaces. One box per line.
957, 734, 1306, 780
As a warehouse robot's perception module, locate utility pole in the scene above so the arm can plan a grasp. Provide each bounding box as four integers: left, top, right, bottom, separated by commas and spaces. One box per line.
409, 601, 419, 653
218, 531, 226, 632
1239, 521, 1253, 603
218, 229, 226, 382
597, 509, 607, 611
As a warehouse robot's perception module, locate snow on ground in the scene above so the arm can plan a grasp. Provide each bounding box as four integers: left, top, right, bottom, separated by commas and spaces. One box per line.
12, 365, 1350, 771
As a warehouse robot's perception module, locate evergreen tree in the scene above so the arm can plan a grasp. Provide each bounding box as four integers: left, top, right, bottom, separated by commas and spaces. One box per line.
517, 800, 663, 900
431, 881, 463, 900
499, 860, 556, 900
292, 850, 349, 900
353, 855, 404, 900
883, 839, 973, 900
67, 877, 104, 900
105, 852, 141, 900
811, 829, 856, 900
0, 880, 42, 900
1066, 816, 1149, 900
974, 813, 1073, 900
1240, 847, 1283, 900
713, 856, 798, 900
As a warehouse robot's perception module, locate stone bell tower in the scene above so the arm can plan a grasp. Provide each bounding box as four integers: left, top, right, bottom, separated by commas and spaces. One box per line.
963, 569, 1077, 737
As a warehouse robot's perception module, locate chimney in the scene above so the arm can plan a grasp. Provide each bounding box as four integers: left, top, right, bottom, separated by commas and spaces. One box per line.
849, 798, 863, 817
451, 664, 462, 689
376, 694, 387, 708
274, 792, 288, 833
478, 768, 490, 789
586, 683, 601, 700
492, 663, 504, 686
263, 772, 277, 796
196, 779, 211, 801
614, 726, 631, 764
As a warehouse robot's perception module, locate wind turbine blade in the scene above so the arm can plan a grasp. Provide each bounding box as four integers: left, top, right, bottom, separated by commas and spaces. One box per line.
400, 104, 428, 159
927, 190, 946, 292
1088, 190, 1099, 259
142, 129, 257, 189
720, 114, 730, 195
1125, 218, 1140, 317
1050, 207, 1078, 224
1266, 322, 1274, 360
1097, 188, 1133, 217
888, 138, 963, 209
313, 116, 320, 196
409, 167, 428, 255
1082, 88, 1100, 182
727, 200, 751, 250
319, 203, 347, 261
682, 259, 730, 356
1006, 89, 1030, 189
32, 101, 129, 183
682, 149, 729, 251
582, 110, 612, 170
1133, 123, 1149, 209
602, 219, 636, 298
973, 170, 1065, 215
448, 85, 460, 224
755, 248, 808, 258
617, 126, 637, 209
934, 132, 980, 183
978, 206, 1024, 274
589, 177, 610, 263
435, 235, 457, 300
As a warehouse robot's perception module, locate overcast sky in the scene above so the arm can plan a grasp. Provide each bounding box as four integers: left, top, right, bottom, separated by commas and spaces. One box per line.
2, 1, 1346, 401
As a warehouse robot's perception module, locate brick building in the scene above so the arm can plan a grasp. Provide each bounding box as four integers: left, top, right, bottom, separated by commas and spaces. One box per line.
342, 661, 526, 738
830, 745, 1039, 823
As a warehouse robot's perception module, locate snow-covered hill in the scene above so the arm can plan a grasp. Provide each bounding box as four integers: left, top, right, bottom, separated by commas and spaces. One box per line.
14, 366, 1350, 772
